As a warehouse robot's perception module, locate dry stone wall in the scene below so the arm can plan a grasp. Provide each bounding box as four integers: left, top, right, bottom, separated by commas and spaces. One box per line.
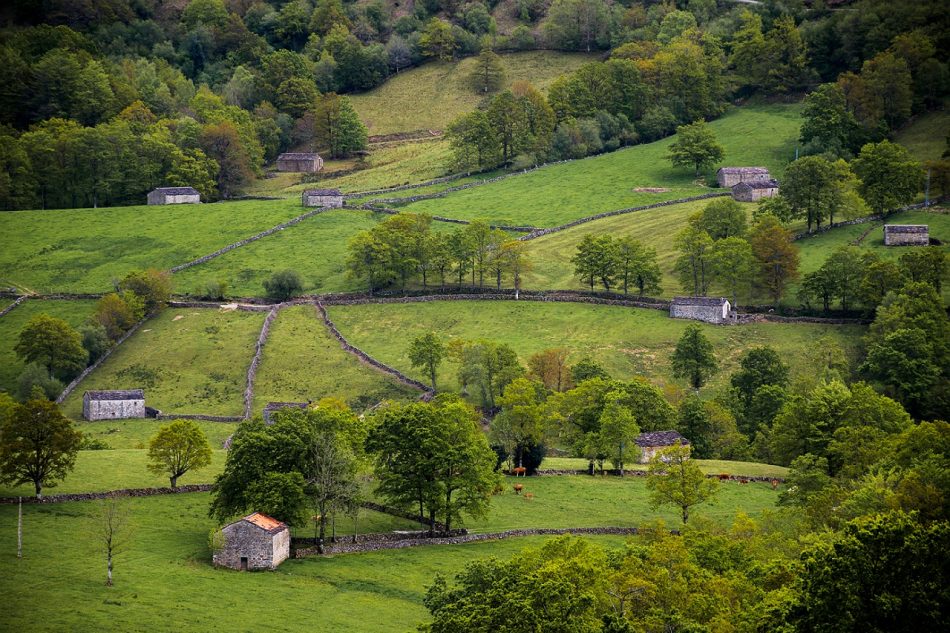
0, 484, 213, 504
243, 308, 278, 419
0, 295, 28, 318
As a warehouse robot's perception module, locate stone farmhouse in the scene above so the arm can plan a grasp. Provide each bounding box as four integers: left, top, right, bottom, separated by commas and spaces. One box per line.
717, 167, 772, 188
262, 401, 309, 424
82, 389, 145, 421
147, 186, 200, 205
635, 431, 690, 463
732, 179, 779, 202
277, 152, 324, 173
884, 224, 929, 246
214, 513, 290, 571
670, 297, 732, 324
302, 188, 344, 208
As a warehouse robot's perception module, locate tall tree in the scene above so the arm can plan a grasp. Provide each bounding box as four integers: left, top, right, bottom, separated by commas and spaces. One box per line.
199, 121, 253, 199
645, 442, 719, 524
494, 378, 545, 469
408, 332, 445, 391
313, 92, 368, 158
469, 49, 506, 94
710, 236, 755, 310
146, 420, 213, 489
782, 156, 842, 233
851, 141, 923, 216
674, 225, 715, 296
671, 324, 718, 391
0, 400, 81, 498
14, 314, 87, 381
748, 213, 800, 305
91, 493, 133, 587
616, 237, 661, 297
572, 234, 619, 292
667, 120, 724, 176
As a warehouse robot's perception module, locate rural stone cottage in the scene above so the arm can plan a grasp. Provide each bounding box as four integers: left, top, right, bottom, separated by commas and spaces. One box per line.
262, 401, 310, 424
82, 389, 145, 421
277, 152, 324, 173
717, 167, 772, 188
147, 187, 200, 205
302, 188, 344, 208
635, 431, 690, 463
670, 297, 732, 324
884, 224, 929, 246
731, 179, 779, 202
214, 513, 290, 571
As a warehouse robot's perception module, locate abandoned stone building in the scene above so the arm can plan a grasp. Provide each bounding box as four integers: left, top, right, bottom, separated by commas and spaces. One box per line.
262, 401, 309, 424
82, 389, 146, 421
213, 513, 290, 571
670, 297, 732, 324
302, 188, 344, 208
731, 179, 779, 202
716, 167, 772, 188
884, 224, 929, 246
635, 431, 690, 463
277, 152, 324, 173
146, 186, 200, 205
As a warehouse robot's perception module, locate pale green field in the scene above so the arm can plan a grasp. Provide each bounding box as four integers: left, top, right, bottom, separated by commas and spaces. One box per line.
894, 107, 950, 161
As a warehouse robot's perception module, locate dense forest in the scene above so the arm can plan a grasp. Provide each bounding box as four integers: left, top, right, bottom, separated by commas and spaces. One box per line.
0, 0, 946, 209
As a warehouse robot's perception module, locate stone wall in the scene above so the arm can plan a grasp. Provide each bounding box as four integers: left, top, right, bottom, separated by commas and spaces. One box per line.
0, 484, 213, 504
84, 398, 145, 421
669, 303, 728, 324
884, 227, 929, 246
214, 521, 288, 570
243, 308, 278, 419
0, 295, 28, 318
303, 193, 343, 208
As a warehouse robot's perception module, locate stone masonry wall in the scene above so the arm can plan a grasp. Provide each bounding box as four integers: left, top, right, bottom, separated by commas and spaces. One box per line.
214, 521, 285, 570
669, 303, 727, 324
84, 398, 146, 420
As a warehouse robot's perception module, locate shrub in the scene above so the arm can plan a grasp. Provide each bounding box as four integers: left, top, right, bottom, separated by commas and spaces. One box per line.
200, 279, 229, 300
263, 269, 304, 301
16, 363, 64, 401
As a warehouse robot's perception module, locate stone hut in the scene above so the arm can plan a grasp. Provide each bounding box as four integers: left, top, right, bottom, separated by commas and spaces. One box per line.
82, 389, 146, 421
717, 167, 771, 188
302, 188, 344, 208
213, 513, 290, 571
884, 224, 929, 246
732, 179, 779, 202
277, 152, 324, 173
670, 297, 731, 324
147, 187, 200, 205
262, 401, 309, 424
635, 431, 690, 464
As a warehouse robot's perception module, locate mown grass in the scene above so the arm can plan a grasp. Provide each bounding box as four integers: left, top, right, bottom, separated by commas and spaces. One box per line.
399, 103, 802, 227
0, 299, 97, 395
0, 199, 305, 293
327, 301, 865, 395
350, 51, 598, 135
894, 106, 950, 161
61, 308, 265, 419
252, 305, 419, 414
541, 457, 789, 478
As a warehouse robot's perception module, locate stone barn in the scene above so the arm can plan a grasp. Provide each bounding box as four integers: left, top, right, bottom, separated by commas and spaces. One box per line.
82, 389, 146, 421
302, 188, 344, 208
884, 224, 929, 246
213, 513, 290, 571
670, 297, 731, 324
635, 431, 690, 464
262, 401, 309, 424
732, 179, 779, 202
277, 152, 324, 173
717, 167, 771, 188
147, 187, 200, 205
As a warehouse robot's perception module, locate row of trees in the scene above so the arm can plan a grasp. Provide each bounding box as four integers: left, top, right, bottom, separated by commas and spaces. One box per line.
571, 234, 661, 296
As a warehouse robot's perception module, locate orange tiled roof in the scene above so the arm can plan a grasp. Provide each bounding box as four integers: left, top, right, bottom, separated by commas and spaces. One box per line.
243, 512, 287, 533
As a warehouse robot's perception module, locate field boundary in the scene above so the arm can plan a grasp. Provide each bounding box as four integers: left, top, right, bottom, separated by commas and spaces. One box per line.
0, 484, 213, 504
356, 204, 540, 232
0, 295, 29, 318
243, 307, 279, 419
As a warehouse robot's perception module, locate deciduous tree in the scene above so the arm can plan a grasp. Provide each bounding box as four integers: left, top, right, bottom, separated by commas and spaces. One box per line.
646, 442, 719, 524
14, 314, 87, 381
0, 399, 81, 497
146, 420, 213, 489
409, 332, 445, 391
667, 120, 724, 176
671, 324, 718, 391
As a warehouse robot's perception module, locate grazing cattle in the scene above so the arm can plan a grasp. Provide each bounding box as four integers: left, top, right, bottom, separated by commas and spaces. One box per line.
740, 479, 749, 485
718, 473, 730, 480
512, 467, 527, 477
523, 492, 535, 501
513, 484, 524, 494
770, 479, 780, 490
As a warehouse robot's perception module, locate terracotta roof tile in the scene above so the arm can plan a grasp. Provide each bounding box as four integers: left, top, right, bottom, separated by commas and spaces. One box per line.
244, 512, 288, 534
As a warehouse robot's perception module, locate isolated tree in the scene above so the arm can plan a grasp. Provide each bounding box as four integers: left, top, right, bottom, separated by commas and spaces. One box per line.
667, 120, 724, 176
409, 332, 445, 391
0, 400, 81, 497
146, 420, 213, 489
263, 269, 303, 301
597, 399, 639, 476
749, 213, 800, 304
671, 324, 718, 391
92, 493, 133, 587
14, 314, 87, 381
646, 442, 719, 524
469, 49, 506, 94
852, 141, 923, 216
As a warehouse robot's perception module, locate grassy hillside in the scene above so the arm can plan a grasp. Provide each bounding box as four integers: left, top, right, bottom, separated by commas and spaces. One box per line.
895, 107, 949, 161
61, 308, 266, 419
350, 51, 598, 135
252, 305, 419, 413
0, 299, 97, 395
399, 103, 802, 227
0, 199, 305, 294
327, 301, 865, 395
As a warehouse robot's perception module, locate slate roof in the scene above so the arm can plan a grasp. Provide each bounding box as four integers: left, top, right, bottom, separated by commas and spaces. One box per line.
884, 225, 928, 233
84, 389, 144, 401
733, 179, 779, 190
152, 187, 199, 195
635, 430, 689, 447
241, 512, 288, 534
303, 188, 343, 196
671, 296, 729, 307
262, 401, 309, 424
718, 167, 770, 176
278, 152, 321, 160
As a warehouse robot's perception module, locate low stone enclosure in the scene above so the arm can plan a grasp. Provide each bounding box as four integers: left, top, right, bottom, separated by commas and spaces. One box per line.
884, 224, 929, 246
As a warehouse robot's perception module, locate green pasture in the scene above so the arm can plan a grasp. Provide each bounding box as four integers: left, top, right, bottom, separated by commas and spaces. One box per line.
894, 107, 950, 161
0, 199, 304, 294
399, 103, 802, 227
350, 51, 598, 136
542, 457, 789, 478
74, 418, 238, 450
252, 305, 419, 414
61, 308, 266, 419
0, 298, 97, 396
327, 301, 865, 395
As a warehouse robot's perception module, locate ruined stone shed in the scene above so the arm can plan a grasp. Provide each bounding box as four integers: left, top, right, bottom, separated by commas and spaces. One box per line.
82, 389, 145, 421
670, 297, 732, 324
147, 186, 200, 205
302, 188, 344, 208
277, 152, 323, 173
884, 224, 929, 246
636, 431, 690, 464
732, 179, 779, 202
717, 167, 772, 188
214, 513, 290, 571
